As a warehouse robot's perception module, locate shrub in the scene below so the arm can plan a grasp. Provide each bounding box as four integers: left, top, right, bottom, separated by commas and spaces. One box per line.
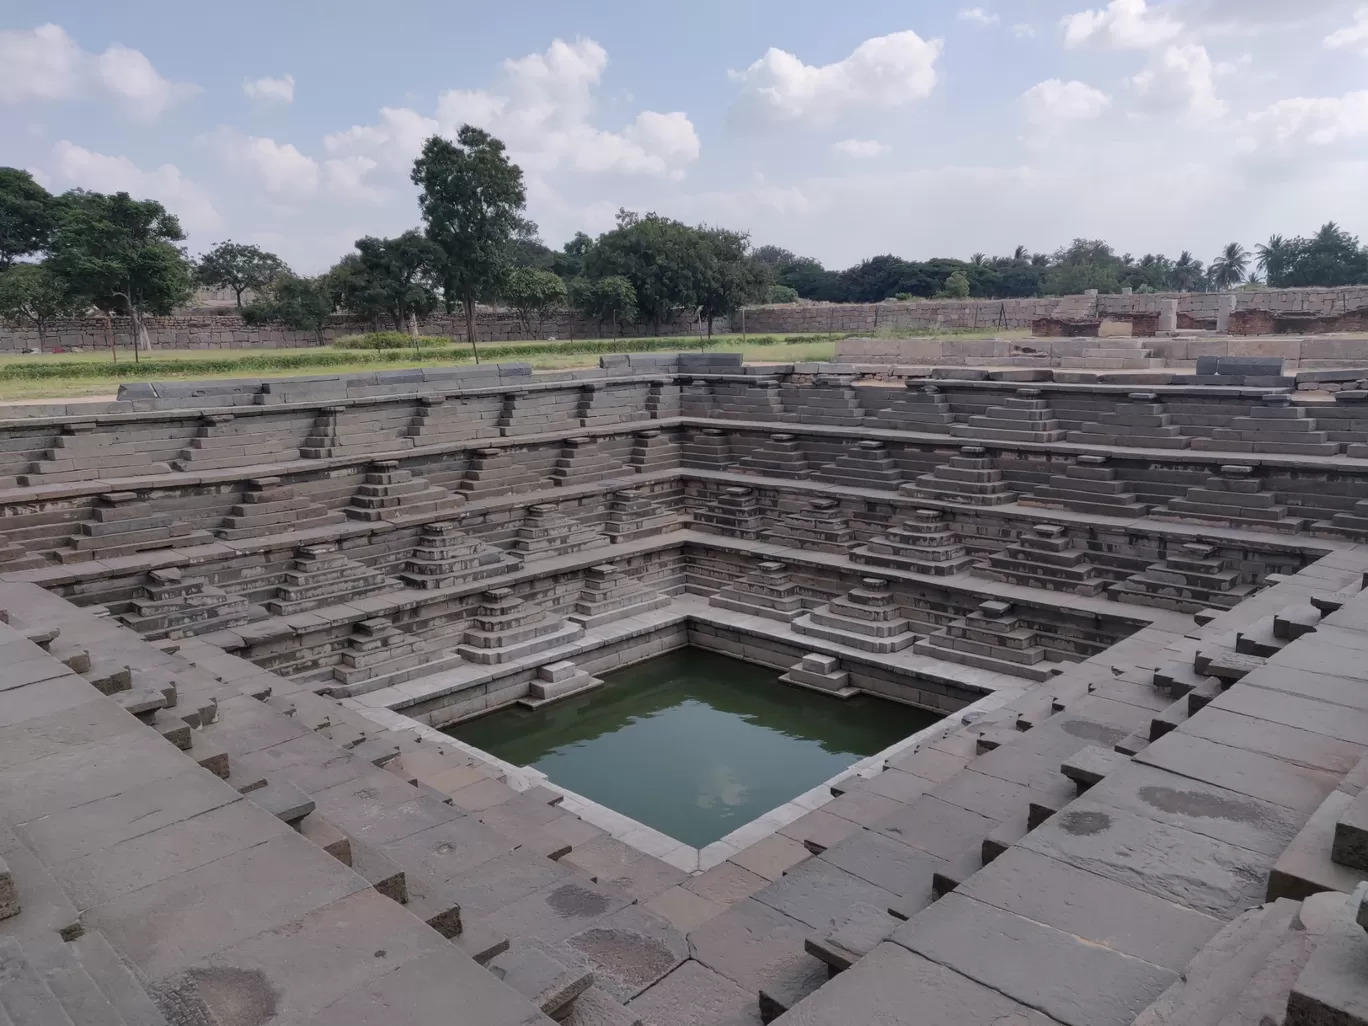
332, 332, 452, 350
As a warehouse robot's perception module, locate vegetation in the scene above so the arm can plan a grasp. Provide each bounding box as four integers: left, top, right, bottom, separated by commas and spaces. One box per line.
332, 331, 451, 350
411, 127, 529, 359
196, 241, 288, 307
241, 273, 335, 344
0, 168, 56, 270
0, 263, 79, 346
502, 267, 567, 337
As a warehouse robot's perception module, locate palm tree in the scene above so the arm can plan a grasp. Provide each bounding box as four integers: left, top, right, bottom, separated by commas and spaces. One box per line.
1171, 250, 1205, 292
1012, 245, 1028, 263
1255, 234, 1293, 287
1209, 242, 1250, 290
971, 253, 987, 267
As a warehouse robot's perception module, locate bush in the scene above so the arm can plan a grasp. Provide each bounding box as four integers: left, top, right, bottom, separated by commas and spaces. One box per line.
332, 332, 452, 350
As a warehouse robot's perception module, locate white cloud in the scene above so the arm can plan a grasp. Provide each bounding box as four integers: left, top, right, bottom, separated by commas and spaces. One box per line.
243, 73, 295, 104
1325, 9, 1368, 54
50, 140, 221, 234
729, 30, 942, 126
1012, 24, 1039, 38
1062, 0, 1183, 49
1129, 44, 1227, 120
0, 24, 196, 118
323, 156, 386, 201
328, 38, 699, 182
958, 8, 1001, 27
1245, 91, 1368, 146
1020, 79, 1111, 130
203, 128, 319, 195
833, 139, 892, 158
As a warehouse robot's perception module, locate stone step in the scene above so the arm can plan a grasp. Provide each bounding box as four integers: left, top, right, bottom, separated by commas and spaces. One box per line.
0, 937, 76, 1026
69, 931, 169, 1026
489, 941, 594, 1020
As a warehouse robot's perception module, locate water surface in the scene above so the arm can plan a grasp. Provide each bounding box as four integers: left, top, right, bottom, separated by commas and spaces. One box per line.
448, 648, 940, 847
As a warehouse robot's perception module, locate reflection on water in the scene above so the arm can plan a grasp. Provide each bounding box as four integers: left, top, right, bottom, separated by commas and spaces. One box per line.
447, 648, 940, 847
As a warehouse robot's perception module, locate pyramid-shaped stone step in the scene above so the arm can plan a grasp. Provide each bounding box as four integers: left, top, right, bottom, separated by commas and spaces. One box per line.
602, 487, 676, 544
793, 578, 918, 653
406, 394, 502, 445
265, 543, 391, 615
57, 492, 214, 564
117, 566, 254, 640
900, 446, 1017, 506
343, 461, 461, 522
172, 411, 311, 470
710, 561, 806, 622
780, 652, 858, 697
1193, 394, 1341, 456
567, 563, 668, 628
1109, 542, 1255, 613
520, 660, 604, 708
300, 404, 415, 458
457, 447, 549, 498
456, 588, 584, 665
914, 600, 1060, 681
330, 617, 437, 691
1067, 392, 1191, 448
950, 389, 1066, 443
23, 420, 193, 482
1155, 464, 1306, 533
216, 476, 346, 540
510, 504, 608, 559
852, 508, 974, 577
681, 427, 732, 469
738, 433, 810, 479
819, 440, 903, 488
781, 379, 864, 426
400, 518, 521, 589
691, 486, 764, 539
1027, 456, 1149, 518
497, 389, 581, 437
578, 381, 652, 426
865, 382, 955, 433
551, 436, 629, 487
767, 498, 857, 553
974, 523, 1108, 597
627, 429, 678, 474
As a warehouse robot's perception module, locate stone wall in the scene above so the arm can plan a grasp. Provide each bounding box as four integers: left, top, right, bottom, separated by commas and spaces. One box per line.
743, 286, 1368, 335
0, 310, 730, 352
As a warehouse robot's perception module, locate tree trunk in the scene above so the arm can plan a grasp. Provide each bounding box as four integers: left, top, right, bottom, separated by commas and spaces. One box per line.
234, 287, 244, 308
464, 289, 479, 364
132, 307, 151, 352
408, 311, 419, 339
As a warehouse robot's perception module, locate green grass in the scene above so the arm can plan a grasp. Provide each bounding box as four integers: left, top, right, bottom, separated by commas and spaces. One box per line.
0, 333, 841, 402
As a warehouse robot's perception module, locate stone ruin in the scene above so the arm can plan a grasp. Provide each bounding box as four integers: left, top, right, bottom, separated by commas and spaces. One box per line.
2, 350, 1368, 1023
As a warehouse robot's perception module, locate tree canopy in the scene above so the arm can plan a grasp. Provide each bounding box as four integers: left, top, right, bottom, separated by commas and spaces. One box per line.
330, 231, 441, 331
45, 190, 193, 348
0, 262, 78, 346
411, 126, 528, 357
0, 169, 56, 270
197, 241, 289, 307
502, 267, 567, 336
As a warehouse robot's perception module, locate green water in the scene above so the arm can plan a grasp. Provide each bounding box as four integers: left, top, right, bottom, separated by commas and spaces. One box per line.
447, 648, 940, 848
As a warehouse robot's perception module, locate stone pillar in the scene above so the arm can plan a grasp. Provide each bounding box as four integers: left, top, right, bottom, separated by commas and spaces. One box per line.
1158, 299, 1178, 334
1216, 294, 1238, 333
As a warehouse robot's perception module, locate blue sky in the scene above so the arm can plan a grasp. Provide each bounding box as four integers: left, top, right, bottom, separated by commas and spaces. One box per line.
3, 0, 1367, 273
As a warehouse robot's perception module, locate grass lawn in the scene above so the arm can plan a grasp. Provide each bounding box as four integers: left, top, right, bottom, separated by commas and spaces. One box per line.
0, 325, 1028, 403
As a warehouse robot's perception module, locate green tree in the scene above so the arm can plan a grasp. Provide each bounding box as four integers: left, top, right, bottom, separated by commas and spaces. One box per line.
1208, 242, 1249, 290
551, 232, 593, 279
767, 284, 800, 303
411, 127, 528, 360
1256, 234, 1291, 286
242, 273, 335, 345
1280, 222, 1368, 287
0, 262, 79, 348
331, 231, 440, 331
0, 168, 56, 270
582, 210, 712, 330
696, 228, 771, 337
46, 190, 193, 350
502, 267, 567, 337
936, 270, 971, 299
568, 275, 637, 336
1169, 250, 1205, 292
197, 240, 289, 307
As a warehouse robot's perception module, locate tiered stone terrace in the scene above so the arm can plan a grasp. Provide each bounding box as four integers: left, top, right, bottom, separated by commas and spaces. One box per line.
5, 351, 1368, 1024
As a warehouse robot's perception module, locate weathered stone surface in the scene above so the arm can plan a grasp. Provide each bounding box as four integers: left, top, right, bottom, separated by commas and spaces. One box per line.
628, 959, 758, 1026
563, 904, 689, 1002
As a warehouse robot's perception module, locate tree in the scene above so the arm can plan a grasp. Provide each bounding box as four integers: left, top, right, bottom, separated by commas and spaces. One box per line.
768, 284, 800, 304
568, 276, 636, 336
46, 190, 193, 350
1256, 234, 1291, 286
936, 270, 971, 299
411, 127, 528, 360
502, 267, 567, 337
242, 273, 335, 345
582, 210, 712, 329
1208, 242, 1249, 290
0, 168, 56, 270
331, 231, 440, 330
695, 228, 771, 337
1276, 223, 1368, 287
0, 262, 78, 348
1170, 250, 1205, 292
552, 232, 593, 280
197, 241, 289, 307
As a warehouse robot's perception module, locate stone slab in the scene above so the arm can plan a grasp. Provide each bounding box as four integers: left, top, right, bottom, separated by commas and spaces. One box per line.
562, 904, 690, 1003
627, 959, 757, 1026
751, 858, 897, 931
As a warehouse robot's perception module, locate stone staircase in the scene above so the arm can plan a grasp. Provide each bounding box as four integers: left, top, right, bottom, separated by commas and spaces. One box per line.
900, 447, 1018, 506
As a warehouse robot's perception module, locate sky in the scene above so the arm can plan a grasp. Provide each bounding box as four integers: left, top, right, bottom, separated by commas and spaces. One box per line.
2, 0, 1367, 274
